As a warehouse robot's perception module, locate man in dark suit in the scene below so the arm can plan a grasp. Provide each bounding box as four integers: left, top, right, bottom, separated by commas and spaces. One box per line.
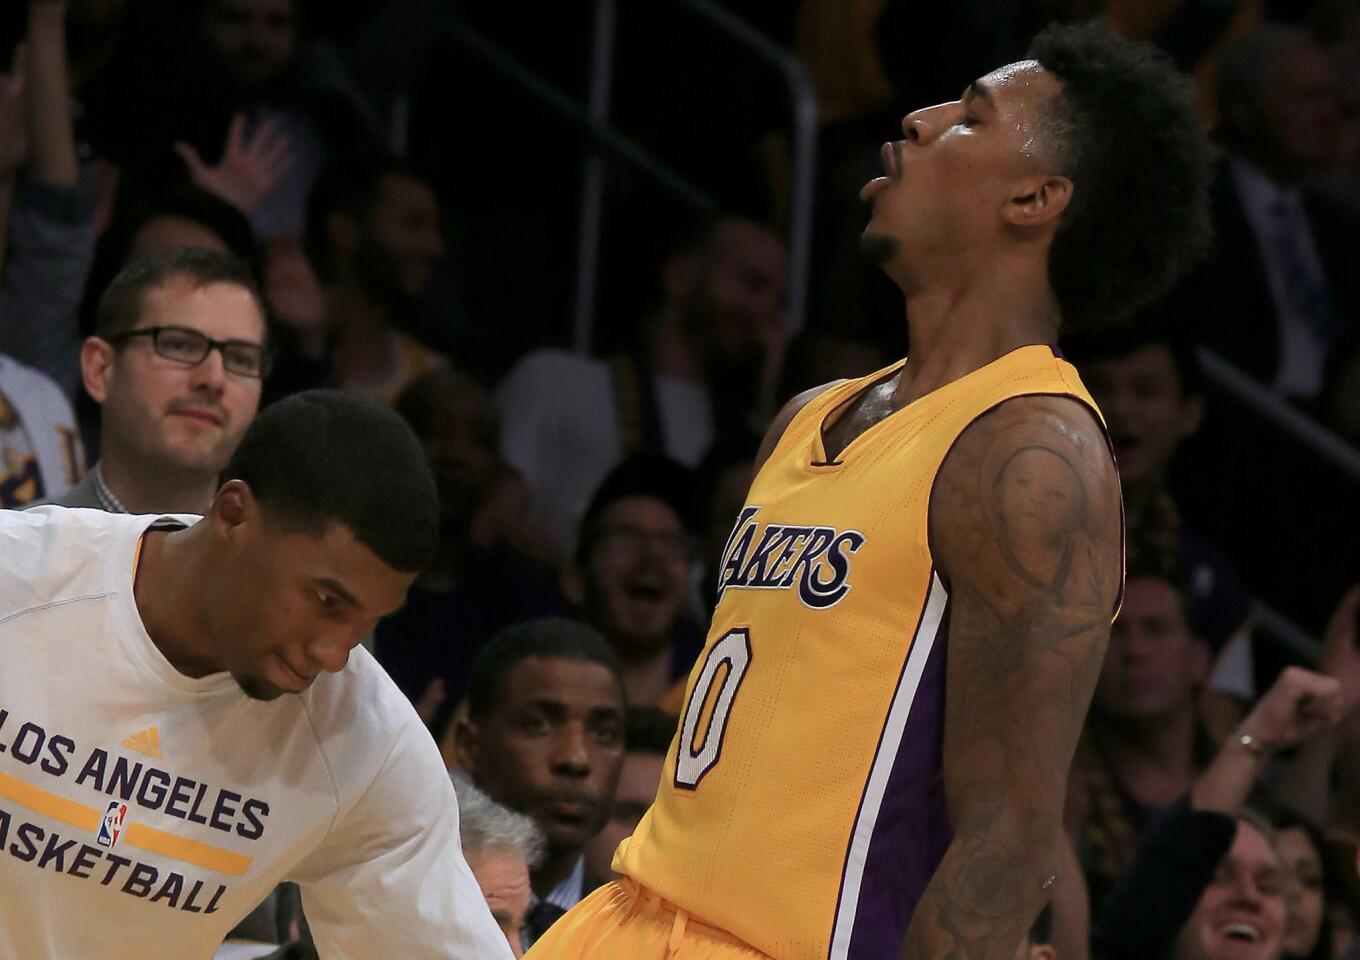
1166, 25, 1359, 402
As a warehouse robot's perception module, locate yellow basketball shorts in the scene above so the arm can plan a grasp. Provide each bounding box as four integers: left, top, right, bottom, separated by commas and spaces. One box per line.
524, 878, 771, 960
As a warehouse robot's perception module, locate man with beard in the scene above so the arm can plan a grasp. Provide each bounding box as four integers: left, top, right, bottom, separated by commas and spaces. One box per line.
454, 618, 627, 949
50, 248, 265, 513
375, 369, 561, 737
498, 216, 786, 557
284, 158, 446, 405
561, 455, 704, 707
527, 23, 1213, 960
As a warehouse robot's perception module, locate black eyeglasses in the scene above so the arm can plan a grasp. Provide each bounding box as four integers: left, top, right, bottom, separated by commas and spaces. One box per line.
110, 326, 273, 379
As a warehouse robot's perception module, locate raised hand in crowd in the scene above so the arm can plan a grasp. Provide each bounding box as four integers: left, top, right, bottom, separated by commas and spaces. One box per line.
1244, 666, 1344, 752
1272, 586, 1360, 824
1192, 666, 1344, 814
175, 113, 294, 215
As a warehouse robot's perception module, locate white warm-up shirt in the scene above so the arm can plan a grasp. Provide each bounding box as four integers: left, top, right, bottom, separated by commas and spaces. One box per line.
0, 507, 513, 960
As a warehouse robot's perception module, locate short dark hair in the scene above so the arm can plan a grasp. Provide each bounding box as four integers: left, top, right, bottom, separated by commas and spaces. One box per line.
576, 455, 697, 564
222, 390, 439, 573
1028, 22, 1215, 331
1064, 315, 1203, 396
96, 247, 266, 341
625, 706, 678, 755
467, 618, 623, 721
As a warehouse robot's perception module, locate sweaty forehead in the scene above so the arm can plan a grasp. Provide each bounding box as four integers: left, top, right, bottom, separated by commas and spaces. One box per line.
978, 60, 1062, 115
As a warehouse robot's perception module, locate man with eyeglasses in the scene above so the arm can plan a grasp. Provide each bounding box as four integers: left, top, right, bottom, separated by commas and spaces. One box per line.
561, 455, 704, 709
51, 248, 268, 514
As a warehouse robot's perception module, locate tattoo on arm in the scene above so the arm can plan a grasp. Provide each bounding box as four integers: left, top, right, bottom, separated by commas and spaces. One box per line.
902, 397, 1122, 960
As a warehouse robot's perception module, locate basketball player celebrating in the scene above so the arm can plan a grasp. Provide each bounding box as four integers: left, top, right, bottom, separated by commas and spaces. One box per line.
528, 23, 1214, 960
0, 391, 513, 958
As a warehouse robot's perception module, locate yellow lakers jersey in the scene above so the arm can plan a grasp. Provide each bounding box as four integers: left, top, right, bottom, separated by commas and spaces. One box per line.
614, 345, 1113, 960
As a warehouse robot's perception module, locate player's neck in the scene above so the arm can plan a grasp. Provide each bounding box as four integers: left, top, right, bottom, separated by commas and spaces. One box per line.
896, 266, 1060, 406
97, 444, 220, 516
133, 524, 223, 679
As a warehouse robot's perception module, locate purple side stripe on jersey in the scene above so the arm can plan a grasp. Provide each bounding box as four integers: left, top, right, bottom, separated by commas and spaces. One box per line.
846, 618, 951, 958
828, 571, 952, 960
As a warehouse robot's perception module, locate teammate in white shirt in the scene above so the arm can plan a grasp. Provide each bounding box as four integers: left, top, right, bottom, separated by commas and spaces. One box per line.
0, 389, 513, 959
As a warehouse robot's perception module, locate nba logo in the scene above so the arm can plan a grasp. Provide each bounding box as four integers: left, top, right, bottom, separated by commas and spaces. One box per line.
97, 801, 128, 849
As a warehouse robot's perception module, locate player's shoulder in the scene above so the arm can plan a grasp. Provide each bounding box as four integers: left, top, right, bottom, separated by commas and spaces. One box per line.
949, 392, 1117, 482
1, 508, 202, 619
1, 506, 141, 586
931, 392, 1122, 588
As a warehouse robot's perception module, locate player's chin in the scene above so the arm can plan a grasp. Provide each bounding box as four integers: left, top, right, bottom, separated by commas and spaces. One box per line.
235, 671, 288, 702
858, 229, 899, 266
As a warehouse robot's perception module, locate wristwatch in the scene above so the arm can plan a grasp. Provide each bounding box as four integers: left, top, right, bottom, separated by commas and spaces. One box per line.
1236, 731, 1266, 757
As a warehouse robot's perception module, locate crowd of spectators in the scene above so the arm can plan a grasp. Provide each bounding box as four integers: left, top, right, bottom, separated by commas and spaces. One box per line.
4, 1, 1360, 958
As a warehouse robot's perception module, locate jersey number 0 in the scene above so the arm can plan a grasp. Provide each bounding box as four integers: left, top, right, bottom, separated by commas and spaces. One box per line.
674, 628, 753, 790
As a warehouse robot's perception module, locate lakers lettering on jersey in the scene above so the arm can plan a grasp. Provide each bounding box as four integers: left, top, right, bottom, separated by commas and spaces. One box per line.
614, 345, 1113, 960
714, 507, 864, 610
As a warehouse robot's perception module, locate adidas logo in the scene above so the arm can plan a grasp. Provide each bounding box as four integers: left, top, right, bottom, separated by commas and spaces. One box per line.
121, 726, 163, 759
